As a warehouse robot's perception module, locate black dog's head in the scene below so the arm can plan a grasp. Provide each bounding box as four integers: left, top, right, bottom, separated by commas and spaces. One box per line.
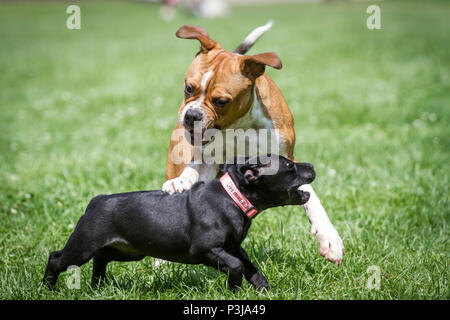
219, 154, 315, 210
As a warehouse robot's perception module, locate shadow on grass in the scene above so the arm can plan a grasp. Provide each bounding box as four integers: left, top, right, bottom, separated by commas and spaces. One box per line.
87, 247, 306, 297
91, 261, 225, 297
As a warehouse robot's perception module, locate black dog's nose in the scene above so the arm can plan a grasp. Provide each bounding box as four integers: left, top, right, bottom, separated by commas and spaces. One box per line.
306, 169, 316, 183
297, 163, 316, 183
183, 109, 203, 129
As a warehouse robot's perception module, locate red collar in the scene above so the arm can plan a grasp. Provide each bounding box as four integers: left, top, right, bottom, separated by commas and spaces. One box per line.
219, 172, 259, 219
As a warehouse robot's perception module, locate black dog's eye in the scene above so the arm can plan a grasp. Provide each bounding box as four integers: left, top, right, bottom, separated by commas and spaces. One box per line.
212, 98, 231, 108
286, 162, 295, 171
185, 84, 194, 96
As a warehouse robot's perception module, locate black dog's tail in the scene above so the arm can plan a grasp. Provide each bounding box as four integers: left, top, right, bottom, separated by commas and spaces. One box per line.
233, 20, 274, 55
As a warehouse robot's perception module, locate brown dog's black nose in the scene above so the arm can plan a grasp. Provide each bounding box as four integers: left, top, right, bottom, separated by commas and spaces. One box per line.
183, 109, 203, 129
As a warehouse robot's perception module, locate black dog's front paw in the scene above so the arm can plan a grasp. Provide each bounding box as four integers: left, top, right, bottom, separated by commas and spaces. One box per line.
249, 272, 270, 291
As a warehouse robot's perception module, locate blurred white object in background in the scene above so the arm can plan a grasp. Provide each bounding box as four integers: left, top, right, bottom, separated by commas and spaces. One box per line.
158, 0, 230, 21
201, 0, 229, 18
189, 0, 230, 19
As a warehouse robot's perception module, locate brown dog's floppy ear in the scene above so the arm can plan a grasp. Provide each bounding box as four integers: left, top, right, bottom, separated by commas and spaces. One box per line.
176, 25, 218, 53
242, 52, 282, 79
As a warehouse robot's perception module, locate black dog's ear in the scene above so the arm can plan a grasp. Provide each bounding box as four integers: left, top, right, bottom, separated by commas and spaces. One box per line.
240, 165, 262, 184
218, 163, 229, 173
219, 156, 251, 173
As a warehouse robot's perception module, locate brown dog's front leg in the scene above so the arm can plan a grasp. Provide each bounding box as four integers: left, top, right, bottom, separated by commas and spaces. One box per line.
165, 122, 192, 181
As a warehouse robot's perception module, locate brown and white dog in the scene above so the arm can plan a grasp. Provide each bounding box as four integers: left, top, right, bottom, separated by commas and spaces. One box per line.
162, 22, 344, 265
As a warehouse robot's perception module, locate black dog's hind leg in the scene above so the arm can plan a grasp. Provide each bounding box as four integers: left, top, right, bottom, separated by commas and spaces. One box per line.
203, 248, 245, 290
42, 215, 106, 289
92, 247, 144, 286
237, 246, 270, 291
42, 250, 64, 288
42, 241, 96, 289
91, 248, 112, 286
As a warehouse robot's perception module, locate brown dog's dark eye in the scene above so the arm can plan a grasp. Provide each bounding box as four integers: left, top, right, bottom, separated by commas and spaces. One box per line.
185, 84, 193, 96
212, 98, 231, 108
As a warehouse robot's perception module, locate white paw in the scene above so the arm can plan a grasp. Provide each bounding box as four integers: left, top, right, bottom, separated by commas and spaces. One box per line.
311, 223, 344, 266
163, 167, 200, 194
162, 176, 195, 195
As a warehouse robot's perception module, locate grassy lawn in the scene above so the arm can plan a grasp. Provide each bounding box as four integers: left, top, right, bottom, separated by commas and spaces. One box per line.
0, 0, 448, 299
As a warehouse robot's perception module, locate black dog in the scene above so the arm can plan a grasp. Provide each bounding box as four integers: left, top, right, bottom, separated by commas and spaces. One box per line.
43, 155, 315, 290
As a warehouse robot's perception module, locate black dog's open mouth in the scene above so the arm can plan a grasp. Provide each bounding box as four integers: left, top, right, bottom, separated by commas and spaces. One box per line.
288, 186, 310, 205
297, 189, 310, 204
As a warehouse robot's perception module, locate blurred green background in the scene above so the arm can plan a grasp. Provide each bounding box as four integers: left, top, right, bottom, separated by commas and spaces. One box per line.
0, 0, 448, 299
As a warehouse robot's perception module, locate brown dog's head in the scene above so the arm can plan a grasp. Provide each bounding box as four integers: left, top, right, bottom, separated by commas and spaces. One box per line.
175, 25, 282, 145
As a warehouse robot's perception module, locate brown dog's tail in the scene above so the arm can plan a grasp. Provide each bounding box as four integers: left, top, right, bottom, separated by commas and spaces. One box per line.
233, 20, 274, 55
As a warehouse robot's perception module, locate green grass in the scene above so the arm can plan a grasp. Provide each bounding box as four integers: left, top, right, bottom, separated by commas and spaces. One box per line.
0, 0, 449, 299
